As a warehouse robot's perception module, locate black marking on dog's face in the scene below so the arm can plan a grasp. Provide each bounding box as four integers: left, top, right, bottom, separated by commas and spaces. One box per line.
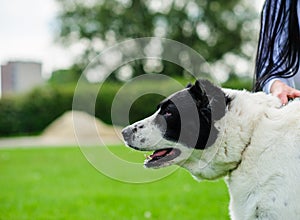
154, 80, 229, 149
122, 80, 230, 168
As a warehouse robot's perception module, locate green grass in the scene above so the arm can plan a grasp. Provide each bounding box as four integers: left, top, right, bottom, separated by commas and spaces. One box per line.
0, 146, 230, 220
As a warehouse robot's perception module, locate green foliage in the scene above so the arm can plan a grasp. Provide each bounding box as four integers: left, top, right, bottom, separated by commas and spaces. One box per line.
0, 86, 74, 136
221, 74, 252, 91
0, 98, 21, 135
0, 76, 251, 136
49, 64, 87, 84
0, 146, 230, 219
129, 93, 165, 123
49, 69, 79, 85
19, 87, 73, 134
55, 0, 257, 79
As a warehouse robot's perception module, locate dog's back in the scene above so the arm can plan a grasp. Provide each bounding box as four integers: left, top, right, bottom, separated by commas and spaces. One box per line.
226, 98, 300, 219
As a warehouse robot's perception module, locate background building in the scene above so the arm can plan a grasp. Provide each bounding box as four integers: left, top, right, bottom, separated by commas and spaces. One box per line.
1, 61, 44, 96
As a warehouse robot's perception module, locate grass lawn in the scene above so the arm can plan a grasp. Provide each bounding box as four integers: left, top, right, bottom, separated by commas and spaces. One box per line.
0, 145, 230, 220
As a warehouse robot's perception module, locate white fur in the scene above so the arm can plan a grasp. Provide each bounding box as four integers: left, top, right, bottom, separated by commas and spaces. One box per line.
188, 89, 300, 219
125, 88, 300, 219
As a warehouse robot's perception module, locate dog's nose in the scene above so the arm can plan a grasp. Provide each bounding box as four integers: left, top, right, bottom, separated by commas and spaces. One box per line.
122, 127, 134, 141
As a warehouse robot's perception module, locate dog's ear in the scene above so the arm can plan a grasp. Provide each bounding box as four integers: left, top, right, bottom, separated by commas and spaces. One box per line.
188, 80, 209, 107
202, 80, 229, 120
189, 80, 204, 96
189, 79, 229, 120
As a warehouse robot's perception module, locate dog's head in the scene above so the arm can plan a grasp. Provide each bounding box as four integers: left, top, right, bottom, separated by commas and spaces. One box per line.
122, 80, 229, 169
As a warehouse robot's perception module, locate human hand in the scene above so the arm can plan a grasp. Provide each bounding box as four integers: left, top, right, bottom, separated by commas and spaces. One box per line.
270, 80, 300, 105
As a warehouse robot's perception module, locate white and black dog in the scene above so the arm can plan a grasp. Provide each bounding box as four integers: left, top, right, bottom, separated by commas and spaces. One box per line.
122, 80, 300, 220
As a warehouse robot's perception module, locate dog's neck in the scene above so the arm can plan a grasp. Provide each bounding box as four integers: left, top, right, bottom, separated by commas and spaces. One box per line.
182, 89, 282, 181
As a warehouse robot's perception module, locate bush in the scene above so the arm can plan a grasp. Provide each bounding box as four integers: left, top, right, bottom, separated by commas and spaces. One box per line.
0, 86, 74, 137
18, 86, 73, 134
0, 76, 253, 137
0, 98, 20, 136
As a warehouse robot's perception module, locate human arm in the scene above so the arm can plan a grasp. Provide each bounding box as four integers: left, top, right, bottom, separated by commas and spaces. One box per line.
254, 0, 300, 98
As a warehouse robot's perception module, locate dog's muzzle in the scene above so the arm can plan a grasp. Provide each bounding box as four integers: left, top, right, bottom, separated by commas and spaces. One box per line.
122, 127, 136, 148
122, 127, 133, 140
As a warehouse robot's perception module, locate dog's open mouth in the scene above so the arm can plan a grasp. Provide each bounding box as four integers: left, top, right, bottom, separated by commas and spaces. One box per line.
144, 148, 181, 168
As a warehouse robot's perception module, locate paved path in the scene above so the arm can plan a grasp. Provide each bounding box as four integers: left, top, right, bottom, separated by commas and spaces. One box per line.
0, 136, 122, 149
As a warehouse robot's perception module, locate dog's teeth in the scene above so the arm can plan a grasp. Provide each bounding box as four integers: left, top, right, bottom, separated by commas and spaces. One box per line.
145, 154, 151, 159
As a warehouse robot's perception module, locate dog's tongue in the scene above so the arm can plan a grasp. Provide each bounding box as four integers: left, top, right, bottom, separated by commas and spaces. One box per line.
150, 149, 168, 158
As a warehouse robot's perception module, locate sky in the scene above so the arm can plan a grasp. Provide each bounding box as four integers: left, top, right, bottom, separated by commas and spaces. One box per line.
0, 0, 265, 80
0, 0, 73, 78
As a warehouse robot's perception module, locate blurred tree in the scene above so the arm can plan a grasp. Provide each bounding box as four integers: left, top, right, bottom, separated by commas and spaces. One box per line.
55, 0, 257, 82
49, 68, 80, 85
